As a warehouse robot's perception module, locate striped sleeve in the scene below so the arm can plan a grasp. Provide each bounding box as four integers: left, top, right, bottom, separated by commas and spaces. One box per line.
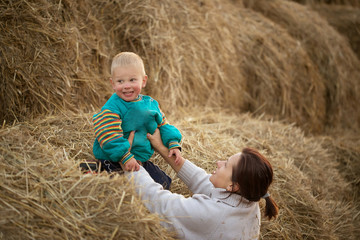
168, 141, 181, 150
153, 101, 182, 150
157, 112, 182, 150
93, 109, 123, 147
93, 109, 134, 164
157, 110, 169, 127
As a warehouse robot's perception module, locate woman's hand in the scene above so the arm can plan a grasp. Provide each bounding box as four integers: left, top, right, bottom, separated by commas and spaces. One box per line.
128, 131, 135, 148
147, 128, 185, 173
146, 129, 165, 151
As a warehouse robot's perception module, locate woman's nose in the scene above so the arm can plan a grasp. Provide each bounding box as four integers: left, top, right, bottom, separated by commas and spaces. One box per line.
216, 161, 224, 168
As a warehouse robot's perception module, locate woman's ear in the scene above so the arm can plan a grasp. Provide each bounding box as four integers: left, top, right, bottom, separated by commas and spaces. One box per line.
227, 183, 240, 193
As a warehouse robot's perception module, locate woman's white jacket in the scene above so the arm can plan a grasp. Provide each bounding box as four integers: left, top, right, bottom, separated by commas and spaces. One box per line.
126, 160, 261, 240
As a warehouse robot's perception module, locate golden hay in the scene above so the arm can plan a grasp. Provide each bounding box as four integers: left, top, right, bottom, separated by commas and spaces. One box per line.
312, 4, 360, 60
1, 109, 359, 239
135, 0, 326, 133
0, 112, 164, 240
290, 0, 360, 8
2, 0, 359, 134
0, 113, 174, 240
317, 128, 360, 197
0, 0, 112, 123
1, 1, 360, 238
242, 0, 360, 132
81, 0, 328, 133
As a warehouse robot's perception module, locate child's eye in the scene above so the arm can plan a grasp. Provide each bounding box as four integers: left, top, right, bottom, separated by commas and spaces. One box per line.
130, 78, 136, 82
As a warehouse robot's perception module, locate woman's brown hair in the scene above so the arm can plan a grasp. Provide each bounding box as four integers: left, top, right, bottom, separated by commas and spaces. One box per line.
232, 147, 279, 220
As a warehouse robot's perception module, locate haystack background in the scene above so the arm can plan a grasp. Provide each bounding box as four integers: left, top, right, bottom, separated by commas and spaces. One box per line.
313, 4, 360, 60
1, 0, 359, 239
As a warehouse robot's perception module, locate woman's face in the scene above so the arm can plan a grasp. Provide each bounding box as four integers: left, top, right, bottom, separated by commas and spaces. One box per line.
209, 153, 241, 190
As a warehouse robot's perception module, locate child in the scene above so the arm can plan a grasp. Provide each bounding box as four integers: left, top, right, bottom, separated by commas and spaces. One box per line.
92, 52, 182, 189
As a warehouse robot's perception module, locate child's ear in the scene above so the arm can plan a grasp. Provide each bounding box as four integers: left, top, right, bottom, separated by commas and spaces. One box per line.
142, 75, 148, 87
109, 78, 115, 90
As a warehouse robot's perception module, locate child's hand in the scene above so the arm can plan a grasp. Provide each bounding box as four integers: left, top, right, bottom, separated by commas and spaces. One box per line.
168, 148, 182, 165
124, 157, 140, 171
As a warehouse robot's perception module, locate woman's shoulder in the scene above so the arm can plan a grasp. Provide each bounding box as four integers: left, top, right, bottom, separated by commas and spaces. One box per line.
174, 192, 260, 238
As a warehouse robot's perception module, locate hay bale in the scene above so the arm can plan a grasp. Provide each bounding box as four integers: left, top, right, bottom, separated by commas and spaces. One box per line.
1, 0, 359, 239
2, 0, 344, 134
97, 0, 327, 133
0, 112, 174, 240
1, 109, 358, 239
243, 0, 360, 132
233, 11, 326, 133
0, 0, 112, 124
172, 108, 358, 239
290, 0, 360, 8
317, 129, 360, 197
312, 4, 360, 60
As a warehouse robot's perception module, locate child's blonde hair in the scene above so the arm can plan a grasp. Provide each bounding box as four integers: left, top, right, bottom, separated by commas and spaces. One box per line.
111, 52, 146, 76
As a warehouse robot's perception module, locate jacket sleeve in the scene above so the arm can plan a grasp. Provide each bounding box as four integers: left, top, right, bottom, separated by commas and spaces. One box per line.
93, 109, 134, 164
126, 165, 217, 239
155, 108, 182, 150
177, 160, 214, 196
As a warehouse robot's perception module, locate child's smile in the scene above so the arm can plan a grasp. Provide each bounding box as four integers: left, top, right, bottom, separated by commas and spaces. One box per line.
111, 64, 147, 102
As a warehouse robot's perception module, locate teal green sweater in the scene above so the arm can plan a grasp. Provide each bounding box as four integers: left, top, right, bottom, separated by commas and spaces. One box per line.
92, 94, 182, 165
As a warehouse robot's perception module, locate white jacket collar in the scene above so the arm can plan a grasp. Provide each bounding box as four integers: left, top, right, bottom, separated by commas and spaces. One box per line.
209, 188, 254, 207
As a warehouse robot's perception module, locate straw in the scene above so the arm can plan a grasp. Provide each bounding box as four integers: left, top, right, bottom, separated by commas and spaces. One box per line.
1, 109, 358, 239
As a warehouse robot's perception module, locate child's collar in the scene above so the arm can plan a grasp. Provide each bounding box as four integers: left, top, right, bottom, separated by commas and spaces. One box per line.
130, 95, 143, 102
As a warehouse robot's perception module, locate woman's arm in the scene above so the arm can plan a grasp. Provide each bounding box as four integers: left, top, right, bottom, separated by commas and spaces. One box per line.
125, 168, 216, 239
146, 129, 213, 195
146, 129, 185, 173
130, 130, 213, 195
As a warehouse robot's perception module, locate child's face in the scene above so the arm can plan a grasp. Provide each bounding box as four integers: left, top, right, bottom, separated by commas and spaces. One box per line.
110, 64, 147, 102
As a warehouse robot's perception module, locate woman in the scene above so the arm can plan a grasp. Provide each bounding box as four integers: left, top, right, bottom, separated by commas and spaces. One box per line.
125, 129, 278, 239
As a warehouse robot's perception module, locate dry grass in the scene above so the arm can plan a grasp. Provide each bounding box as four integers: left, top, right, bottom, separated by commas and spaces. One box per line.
290, 0, 360, 8
89, 0, 327, 133
243, 0, 360, 132
312, 4, 360, 60
1, 109, 359, 239
2, 0, 359, 133
1, 0, 360, 239
0, 0, 112, 123
317, 129, 360, 197
172, 108, 359, 239
0, 112, 175, 240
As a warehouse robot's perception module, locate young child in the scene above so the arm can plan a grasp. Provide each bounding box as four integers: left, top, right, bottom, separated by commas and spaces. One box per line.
92, 52, 182, 189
